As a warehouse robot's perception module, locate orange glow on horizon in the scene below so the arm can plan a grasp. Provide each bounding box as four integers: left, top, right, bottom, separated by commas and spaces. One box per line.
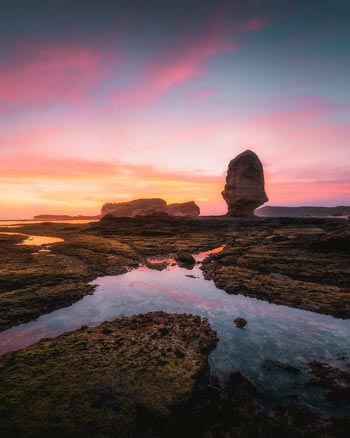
0, 10, 349, 219
2, 160, 350, 219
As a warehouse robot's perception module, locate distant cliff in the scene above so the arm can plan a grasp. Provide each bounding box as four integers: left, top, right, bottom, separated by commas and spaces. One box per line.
256, 206, 350, 217
101, 198, 200, 217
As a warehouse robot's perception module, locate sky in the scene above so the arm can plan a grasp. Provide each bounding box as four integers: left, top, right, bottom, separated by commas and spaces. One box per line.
0, 0, 349, 219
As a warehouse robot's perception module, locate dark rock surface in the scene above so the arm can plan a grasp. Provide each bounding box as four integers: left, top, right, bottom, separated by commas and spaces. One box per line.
222, 150, 268, 217
201, 218, 350, 318
175, 251, 196, 267
1, 311, 349, 437
310, 228, 350, 253
308, 361, 350, 404
0, 312, 218, 437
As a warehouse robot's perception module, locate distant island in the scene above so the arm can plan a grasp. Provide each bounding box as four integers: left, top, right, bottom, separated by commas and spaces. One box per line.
34, 205, 350, 221
33, 215, 101, 220
34, 199, 200, 220
256, 206, 350, 217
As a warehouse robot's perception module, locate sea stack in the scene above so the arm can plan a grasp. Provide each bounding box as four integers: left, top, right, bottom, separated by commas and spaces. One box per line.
222, 150, 268, 217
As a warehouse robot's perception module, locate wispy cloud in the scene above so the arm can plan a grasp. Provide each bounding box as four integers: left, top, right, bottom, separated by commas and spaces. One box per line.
110, 7, 266, 108
0, 42, 115, 112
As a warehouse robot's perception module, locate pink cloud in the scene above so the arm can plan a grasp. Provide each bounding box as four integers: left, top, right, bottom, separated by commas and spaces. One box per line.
239, 18, 267, 32
0, 42, 115, 110
113, 39, 233, 108
111, 8, 266, 108
184, 86, 218, 101
266, 181, 350, 205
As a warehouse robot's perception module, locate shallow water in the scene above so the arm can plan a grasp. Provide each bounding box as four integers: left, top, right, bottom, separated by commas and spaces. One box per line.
19, 235, 64, 246
0, 247, 349, 414
0, 220, 97, 226
0, 232, 64, 246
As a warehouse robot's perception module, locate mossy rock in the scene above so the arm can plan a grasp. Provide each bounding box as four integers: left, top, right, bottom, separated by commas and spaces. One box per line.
0, 311, 217, 437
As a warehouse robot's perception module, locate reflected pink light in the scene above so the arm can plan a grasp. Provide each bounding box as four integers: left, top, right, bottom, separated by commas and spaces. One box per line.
132, 280, 221, 310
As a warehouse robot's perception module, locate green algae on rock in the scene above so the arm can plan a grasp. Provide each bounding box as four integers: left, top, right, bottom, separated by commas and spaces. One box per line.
0, 312, 217, 437
201, 220, 350, 318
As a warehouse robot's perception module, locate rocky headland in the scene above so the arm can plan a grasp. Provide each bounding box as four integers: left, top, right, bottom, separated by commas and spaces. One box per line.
101, 198, 200, 217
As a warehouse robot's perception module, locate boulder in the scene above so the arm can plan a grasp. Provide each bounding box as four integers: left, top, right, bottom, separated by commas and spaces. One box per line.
234, 317, 247, 329
222, 150, 268, 217
175, 251, 196, 267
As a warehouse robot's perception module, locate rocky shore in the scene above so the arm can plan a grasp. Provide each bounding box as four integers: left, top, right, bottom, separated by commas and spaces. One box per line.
0, 216, 349, 330
1, 311, 349, 437
0, 217, 226, 330
201, 218, 350, 318
1, 216, 350, 436
0, 312, 217, 437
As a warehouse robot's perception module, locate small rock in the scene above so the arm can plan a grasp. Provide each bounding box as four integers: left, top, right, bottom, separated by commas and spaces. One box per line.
175, 349, 185, 358
175, 251, 196, 267
145, 261, 167, 271
234, 317, 247, 329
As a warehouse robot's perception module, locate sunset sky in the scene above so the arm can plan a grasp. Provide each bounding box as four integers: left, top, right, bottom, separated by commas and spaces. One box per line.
0, 0, 349, 219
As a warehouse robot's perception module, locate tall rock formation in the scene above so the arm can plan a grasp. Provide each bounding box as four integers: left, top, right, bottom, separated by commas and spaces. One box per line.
101, 198, 200, 217
222, 150, 268, 217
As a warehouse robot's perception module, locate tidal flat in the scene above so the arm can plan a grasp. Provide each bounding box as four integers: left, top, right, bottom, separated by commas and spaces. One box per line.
0, 216, 349, 436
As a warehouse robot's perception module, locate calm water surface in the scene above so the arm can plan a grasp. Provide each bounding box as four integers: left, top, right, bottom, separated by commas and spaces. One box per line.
0, 247, 349, 414
0, 232, 64, 246
0, 220, 97, 226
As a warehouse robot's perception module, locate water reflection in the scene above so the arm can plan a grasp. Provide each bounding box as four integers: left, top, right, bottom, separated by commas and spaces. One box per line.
0, 220, 97, 226
0, 232, 63, 246
0, 247, 349, 414
19, 235, 64, 246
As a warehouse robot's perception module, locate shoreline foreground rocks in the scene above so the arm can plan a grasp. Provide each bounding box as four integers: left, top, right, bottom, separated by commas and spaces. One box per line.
1, 311, 349, 437
222, 150, 268, 217
0, 312, 217, 437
